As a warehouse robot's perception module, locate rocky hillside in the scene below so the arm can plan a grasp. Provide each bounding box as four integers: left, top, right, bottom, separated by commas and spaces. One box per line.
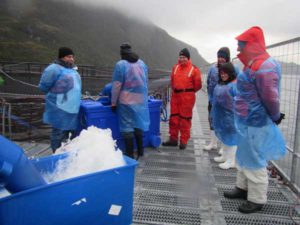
0, 0, 208, 70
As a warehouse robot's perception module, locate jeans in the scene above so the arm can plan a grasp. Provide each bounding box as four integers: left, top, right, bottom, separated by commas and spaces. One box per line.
50, 128, 75, 153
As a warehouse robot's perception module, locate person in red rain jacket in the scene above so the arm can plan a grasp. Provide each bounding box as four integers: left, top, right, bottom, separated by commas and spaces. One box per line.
162, 48, 202, 150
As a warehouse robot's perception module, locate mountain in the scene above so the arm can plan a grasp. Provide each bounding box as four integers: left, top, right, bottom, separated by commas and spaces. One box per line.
0, 0, 208, 70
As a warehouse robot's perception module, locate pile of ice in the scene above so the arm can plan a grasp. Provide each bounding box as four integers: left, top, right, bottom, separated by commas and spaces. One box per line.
44, 126, 126, 183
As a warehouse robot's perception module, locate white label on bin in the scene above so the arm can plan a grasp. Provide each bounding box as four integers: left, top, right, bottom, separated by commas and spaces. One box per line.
72, 198, 87, 206
108, 204, 122, 216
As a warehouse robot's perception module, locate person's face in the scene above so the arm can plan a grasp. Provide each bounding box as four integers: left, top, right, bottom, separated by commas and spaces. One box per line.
237, 41, 246, 52
62, 55, 75, 64
217, 57, 226, 64
237, 45, 242, 52
220, 70, 229, 82
179, 55, 188, 64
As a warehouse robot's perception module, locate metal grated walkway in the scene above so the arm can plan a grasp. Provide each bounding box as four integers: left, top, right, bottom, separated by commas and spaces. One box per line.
132, 91, 300, 225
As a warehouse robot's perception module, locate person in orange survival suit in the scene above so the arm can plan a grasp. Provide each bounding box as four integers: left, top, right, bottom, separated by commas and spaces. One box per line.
162, 48, 202, 150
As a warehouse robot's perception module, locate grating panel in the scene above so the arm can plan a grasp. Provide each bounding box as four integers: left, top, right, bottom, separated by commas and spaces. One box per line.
214, 175, 277, 187
214, 175, 237, 184
221, 200, 300, 217
224, 214, 295, 225
133, 204, 201, 225
144, 161, 197, 171
135, 179, 187, 193
139, 168, 199, 180
159, 147, 195, 154
217, 186, 289, 202
146, 154, 196, 162
212, 166, 237, 176
208, 151, 220, 158
134, 190, 200, 208
145, 157, 197, 166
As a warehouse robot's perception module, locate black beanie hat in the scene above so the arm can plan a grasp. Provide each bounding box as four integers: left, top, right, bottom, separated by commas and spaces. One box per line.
179, 48, 190, 59
120, 43, 132, 55
217, 47, 230, 62
58, 47, 74, 58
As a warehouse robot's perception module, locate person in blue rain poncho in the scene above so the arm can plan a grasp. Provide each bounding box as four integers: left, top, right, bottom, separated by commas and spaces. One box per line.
39, 47, 82, 153
111, 43, 150, 160
211, 62, 237, 170
204, 47, 231, 151
224, 27, 286, 214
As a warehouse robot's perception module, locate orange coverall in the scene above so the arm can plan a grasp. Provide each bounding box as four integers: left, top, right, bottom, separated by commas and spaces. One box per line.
169, 60, 202, 144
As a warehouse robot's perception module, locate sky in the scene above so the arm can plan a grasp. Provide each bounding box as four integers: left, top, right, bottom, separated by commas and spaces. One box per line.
71, 0, 300, 63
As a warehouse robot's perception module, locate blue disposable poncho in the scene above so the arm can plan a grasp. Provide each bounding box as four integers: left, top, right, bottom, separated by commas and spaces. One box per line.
39, 63, 82, 130
235, 57, 286, 169
111, 59, 150, 133
212, 80, 237, 146
207, 64, 240, 103
207, 64, 219, 103
101, 82, 112, 99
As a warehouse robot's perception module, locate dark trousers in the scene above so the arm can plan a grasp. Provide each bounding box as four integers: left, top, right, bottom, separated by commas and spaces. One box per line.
122, 128, 144, 159
51, 128, 76, 153
208, 102, 214, 130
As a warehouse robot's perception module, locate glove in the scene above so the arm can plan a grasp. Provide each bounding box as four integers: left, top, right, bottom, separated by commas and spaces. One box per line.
274, 113, 285, 125
111, 105, 117, 113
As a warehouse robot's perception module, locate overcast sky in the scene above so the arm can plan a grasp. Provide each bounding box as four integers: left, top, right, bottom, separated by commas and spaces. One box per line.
75, 0, 299, 63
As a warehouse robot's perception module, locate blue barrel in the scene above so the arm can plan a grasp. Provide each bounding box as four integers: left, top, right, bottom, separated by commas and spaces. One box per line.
0, 135, 46, 193
149, 134, 161, 148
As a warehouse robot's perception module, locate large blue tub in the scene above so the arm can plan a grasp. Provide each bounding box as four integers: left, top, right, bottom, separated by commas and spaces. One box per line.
77, 98, 162, 151
0, 153, 138, 225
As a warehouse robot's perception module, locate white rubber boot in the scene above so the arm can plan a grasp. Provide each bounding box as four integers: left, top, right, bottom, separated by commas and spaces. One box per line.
204, 130, 218, 151
214, 155, 226, 162
214, 143, 225, 162
219, 145, 237, 169
218, 147, 223, 155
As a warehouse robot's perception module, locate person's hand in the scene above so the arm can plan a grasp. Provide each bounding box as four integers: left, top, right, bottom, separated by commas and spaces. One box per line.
111, 105, 117, 113
274, 113, 285, 125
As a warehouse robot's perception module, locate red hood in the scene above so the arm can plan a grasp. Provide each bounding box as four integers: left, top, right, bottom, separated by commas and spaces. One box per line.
236, 26, 270, 70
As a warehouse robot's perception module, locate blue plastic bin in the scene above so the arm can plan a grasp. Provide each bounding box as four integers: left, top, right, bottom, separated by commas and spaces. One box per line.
0, 135, 46, 193
77, 98, 162, 151
0, 153, 138, 225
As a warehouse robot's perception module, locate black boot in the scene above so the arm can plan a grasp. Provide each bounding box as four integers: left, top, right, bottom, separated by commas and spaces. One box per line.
224, 187, 247, 200
179, 143, 187, 150
123, 132, 134, 159
238, 201, 264, 213
162, 139, 178, 146
134, 129, 144, 160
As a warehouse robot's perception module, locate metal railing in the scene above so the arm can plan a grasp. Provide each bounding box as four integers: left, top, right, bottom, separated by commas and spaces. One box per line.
0, 61, 170, 96
267, 37, 300, 193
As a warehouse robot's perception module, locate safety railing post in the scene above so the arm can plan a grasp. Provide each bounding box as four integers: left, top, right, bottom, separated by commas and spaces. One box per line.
290, 80, 300, 183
